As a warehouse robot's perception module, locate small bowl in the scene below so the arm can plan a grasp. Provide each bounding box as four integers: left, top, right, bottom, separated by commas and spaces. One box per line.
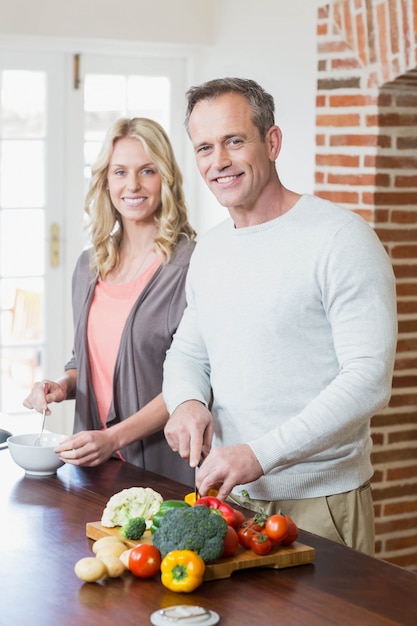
7, 432, 67, 476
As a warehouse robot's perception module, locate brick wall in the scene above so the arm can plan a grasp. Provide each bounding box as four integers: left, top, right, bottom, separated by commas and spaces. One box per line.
316, 0, 417, 571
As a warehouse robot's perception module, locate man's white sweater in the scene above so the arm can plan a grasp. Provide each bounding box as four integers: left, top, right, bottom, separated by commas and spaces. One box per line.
163, 195, 398, 500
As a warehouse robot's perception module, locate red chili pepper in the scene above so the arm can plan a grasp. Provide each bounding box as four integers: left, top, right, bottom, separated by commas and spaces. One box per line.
194, 496, 236, 526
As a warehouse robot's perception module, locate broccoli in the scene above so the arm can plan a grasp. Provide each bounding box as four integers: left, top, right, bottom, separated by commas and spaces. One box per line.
152, 504, 228, 563
121, 516, 147, 540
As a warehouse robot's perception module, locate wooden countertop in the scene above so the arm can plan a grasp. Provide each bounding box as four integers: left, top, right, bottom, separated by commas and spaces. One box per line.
1, 451, 416, 625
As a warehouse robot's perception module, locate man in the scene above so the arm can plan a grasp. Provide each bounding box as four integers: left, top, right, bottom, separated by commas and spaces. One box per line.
162, 77, 397, 554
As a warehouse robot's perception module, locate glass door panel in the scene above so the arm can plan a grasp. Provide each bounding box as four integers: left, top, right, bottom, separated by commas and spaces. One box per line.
0, 52, 66, 436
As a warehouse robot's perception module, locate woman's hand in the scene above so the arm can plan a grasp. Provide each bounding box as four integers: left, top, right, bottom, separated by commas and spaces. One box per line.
23, 379, 67, 415
54, 429, 116, 467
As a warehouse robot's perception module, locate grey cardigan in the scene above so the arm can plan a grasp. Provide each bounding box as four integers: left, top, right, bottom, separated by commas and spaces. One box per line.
64, 236, 196, 487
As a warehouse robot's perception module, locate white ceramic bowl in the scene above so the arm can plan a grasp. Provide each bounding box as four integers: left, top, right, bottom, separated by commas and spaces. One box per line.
7, 432, 67, 476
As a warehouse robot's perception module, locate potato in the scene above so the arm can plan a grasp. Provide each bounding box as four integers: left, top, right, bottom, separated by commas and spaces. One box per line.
74, 557, 107, 583
98, 554, 126, 578
120, 548, 133, 569
95, 541, 127, 560
92, 536, 126, 554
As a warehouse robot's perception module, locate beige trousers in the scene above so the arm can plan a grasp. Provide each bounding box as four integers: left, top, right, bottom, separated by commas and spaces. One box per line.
229, 482, 375, 556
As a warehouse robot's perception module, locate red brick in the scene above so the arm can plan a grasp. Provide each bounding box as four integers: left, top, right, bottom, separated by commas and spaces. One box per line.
397, 92, 417, 106
317, 6, 328, 19
384, 500, 417, 516
356, 7, 369, 65
377, 2, 390, 81
329, 133, 391, 148
372, 481, 417, 501
397, 286, 417, 300
317, 77, 361, 90
395, 335, 417, 351
391, 210, 417, 224
316, 153, 360, 167
378, 112, 417, 126
388, 0, 400, 55
375, 191, 417, 205
395, 174, 417, 187
375, 227, 417, 243
397, 136, 417, 149
391, 375, 417, 390
332, 57, 363, 70
372, 155, 417, 168
318, 40, 352, 54
382, 554, 417, 569
396, 296, 417, 308
378, 91, 394, 106
327, 173, 376, 185
388, 392, 417, 408
316, 113, 361, 126
373, 208, 391, 221
315, 190, 359, 204
352, 208, 373, 221
386, 534, 417, 552
317, 23, 328, 36
329, 94, 379, 107
375, 173, 391, 186
372, 411, 417, 428
387, 464, 417, 480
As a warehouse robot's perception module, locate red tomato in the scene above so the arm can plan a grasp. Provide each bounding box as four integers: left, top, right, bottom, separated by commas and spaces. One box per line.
231, 509, 246, 530
242, 517, 265, 533
280, 516, 299, 546
237, 525, 258, 549
250, 532, 272, 555
222, 525, 240, 557
128, 544, 161, 578
264, 514, 289, 543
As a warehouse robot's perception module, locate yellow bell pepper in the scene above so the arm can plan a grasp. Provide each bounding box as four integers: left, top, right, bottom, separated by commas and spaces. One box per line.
184, 489, 219, 506
160, 550, 205, 593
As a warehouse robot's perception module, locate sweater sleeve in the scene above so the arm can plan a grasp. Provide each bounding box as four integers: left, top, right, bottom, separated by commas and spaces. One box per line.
248, 217, 398, 474
163, 270, 212, 413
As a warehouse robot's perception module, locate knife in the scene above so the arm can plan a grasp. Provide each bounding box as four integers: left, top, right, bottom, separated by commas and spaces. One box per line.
194, 460, 201, 501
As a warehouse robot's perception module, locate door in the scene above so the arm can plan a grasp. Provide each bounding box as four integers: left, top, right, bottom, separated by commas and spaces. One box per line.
0, 50, 67, 434
0, 45, 187, 436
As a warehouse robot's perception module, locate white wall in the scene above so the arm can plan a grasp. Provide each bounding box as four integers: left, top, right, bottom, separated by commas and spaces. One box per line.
186, 0, 320, 232
0, 0, 320, 233
0, 0, 216, 44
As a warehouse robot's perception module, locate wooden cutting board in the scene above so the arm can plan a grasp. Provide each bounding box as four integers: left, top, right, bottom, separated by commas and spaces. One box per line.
86, 521, 315, 581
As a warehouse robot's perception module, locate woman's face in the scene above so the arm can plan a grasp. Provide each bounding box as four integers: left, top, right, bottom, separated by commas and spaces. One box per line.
107, 136, 162, 225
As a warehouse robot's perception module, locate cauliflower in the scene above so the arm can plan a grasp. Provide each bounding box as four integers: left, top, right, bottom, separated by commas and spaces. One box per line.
101, 487, 163, 529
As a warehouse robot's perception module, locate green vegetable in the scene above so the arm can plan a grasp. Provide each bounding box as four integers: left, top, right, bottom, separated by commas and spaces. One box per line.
152, 504, 228, 563
150, 499, 191, 535
121, 516, 146, 540
101, 487, 163, 529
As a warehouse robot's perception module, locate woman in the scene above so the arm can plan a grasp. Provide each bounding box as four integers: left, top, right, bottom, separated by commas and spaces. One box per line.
24, 117, 196, 485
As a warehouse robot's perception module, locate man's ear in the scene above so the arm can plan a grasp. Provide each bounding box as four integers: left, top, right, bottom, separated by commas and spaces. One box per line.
266, 125, 282, 162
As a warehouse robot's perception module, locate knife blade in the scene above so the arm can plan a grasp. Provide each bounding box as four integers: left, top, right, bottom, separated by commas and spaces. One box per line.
194, 460, 201, 501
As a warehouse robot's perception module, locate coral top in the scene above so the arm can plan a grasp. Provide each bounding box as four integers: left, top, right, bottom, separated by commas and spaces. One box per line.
88, 257, 161, 426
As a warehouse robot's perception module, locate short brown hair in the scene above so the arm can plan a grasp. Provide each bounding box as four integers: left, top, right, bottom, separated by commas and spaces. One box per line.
185, 77, 275, 139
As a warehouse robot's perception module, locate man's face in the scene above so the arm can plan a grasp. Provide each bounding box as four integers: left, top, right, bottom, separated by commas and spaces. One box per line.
188, 92, 278, 217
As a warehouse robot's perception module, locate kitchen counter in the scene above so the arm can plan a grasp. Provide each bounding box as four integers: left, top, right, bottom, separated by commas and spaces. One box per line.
1, 450, 416, 625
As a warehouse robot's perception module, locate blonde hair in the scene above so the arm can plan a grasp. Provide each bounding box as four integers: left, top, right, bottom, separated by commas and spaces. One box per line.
85, 117, 196, 279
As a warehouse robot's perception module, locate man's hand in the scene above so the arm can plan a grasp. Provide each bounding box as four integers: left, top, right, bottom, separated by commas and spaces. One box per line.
196, 444, 264, 500
164, 400, 214, 468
